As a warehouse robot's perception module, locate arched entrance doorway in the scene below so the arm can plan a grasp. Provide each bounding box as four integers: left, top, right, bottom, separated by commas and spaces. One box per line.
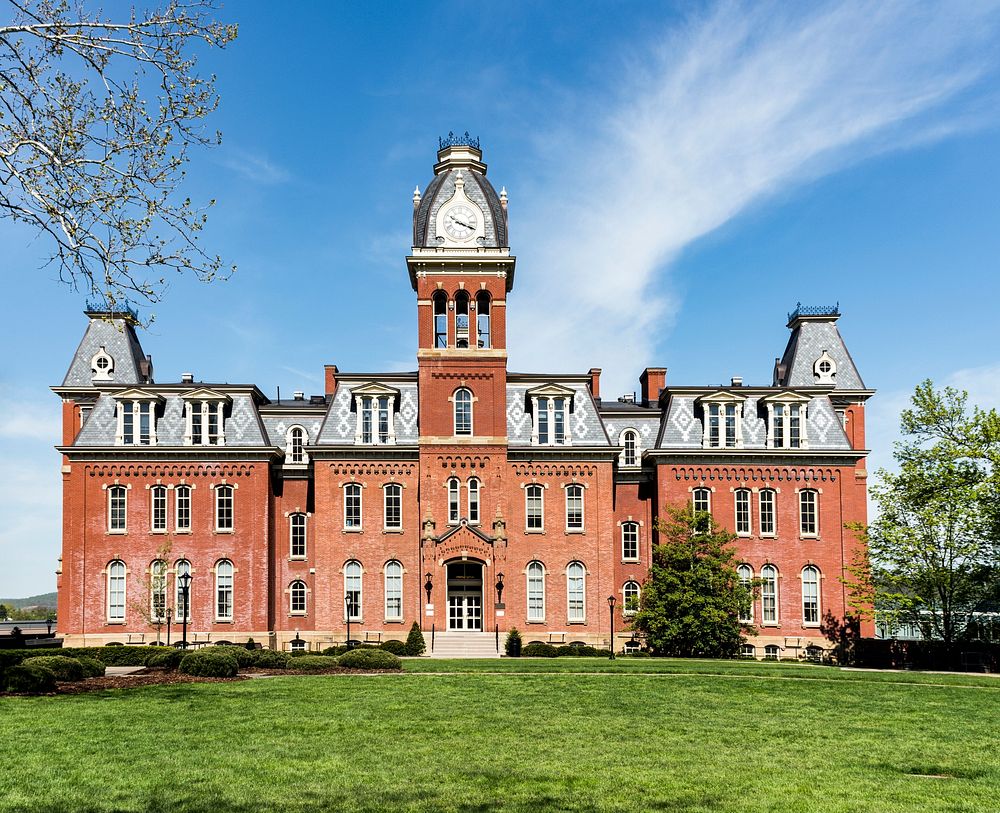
446, 561, 483, 631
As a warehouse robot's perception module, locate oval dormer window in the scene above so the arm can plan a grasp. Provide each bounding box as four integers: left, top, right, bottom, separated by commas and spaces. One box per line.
814, 350, 837, 384
91, 347, 114, 381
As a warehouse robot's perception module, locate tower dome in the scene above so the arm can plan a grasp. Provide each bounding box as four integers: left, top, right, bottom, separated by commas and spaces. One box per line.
412, 132, 508, 249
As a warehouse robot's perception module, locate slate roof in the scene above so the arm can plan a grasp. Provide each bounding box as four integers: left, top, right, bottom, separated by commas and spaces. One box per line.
316, 379, 420, 445
62, 315, 150, 387
778, 319, 865, 390
505, 381, 610, 447
413, 168, 507, 248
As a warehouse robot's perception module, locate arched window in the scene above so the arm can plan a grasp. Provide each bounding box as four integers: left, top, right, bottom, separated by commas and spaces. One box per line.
344, 483, 362, 530
290, 513, 307, 558
447, 478, 461, 524
623, 581, 640, 616
286, 426, 307, 464
290, 580, 307, 615
384, 561, 403, 621
565, 484, 584, 531
526, 561, 545, 622
345, 561, 362, 621
761, 564, 778, 624
799, 490, 818, 537
149, 485, 167, 532
476, 291, 491, 348
764, 644, 781, 661
454, 291, 470, 347
384, 484, 402, 530
290, 638, 306, 652
215, 560, 234, 621
107, 560, 126, 621
734, 489, 751, 536
175, 485, 192, 532
525, 484, 544, 531
737, 564, 753, 623
174, 560, 191, 621
433, 291, 448, 348
621, 430, 638, 467
692, 488, 711, 531
454, 388, 473, 435
759, 489, 776, 536
567, 562, 586, 622
621, 522, 639, 561
215, 484, 234, 531
150, 560, 167, 622
108, 485, 127, 532
802, 566, 820, 625
740, 644, 756, 659
467, 477, 480, 524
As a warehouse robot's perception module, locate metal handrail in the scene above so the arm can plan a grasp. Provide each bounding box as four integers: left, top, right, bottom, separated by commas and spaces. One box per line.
431, 623, 435, 653
495, 623, 499, 653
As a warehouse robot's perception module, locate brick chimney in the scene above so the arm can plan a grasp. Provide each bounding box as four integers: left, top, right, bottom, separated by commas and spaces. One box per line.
639, 367, 667, 407
324, 364, 339, 396
587, 368, 602, 400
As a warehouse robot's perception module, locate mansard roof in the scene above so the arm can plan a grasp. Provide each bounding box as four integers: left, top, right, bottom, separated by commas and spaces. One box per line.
776, 307, 865, 390
62, 313, 151, 388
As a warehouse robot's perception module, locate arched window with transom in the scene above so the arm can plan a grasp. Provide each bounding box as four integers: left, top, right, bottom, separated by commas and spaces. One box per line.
454, 388, 473, 436
107, 560, 126, 622
476, 291, 491, 348
802, 566, 820, 625
286, 426, 307, 464
433, 291, 448, 348
345, 561, 362, 621
527, 561, 545, 622
454, 291, 470, 347
215, 560, 234, 621
620, 429, 638, 467
567, 562, 586, 622
384, 561, 403, 621
290, 580, 307, 615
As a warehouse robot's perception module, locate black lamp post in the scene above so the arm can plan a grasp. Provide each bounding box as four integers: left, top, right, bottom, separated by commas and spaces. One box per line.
495, 573, 505, 607
179, 570, 192, 649
345, 593, 352, 650
607, 595, 616, 660
166, 608, 172, 647
424, 572, 433, 604
45, 616, 54, 637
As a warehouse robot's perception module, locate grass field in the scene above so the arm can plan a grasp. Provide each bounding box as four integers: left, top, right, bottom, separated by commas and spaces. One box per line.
2, 659, 998, 812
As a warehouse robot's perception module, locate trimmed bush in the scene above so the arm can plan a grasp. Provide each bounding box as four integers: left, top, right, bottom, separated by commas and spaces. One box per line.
146, 649, 184, 670
522, 642, 558, 658
4, 663, 57, 694
505, 628, 523, 657
289, 655, 341, 672
179, 648, 239, 678
338, 648, 402, 671
405, 622, 426, 656
215, 645, 255, 668
379, 639, 408, 656
23, 655, 85, 682
250, 649, 290, 669
77, 656, 107, 678
321, 645, 349, 657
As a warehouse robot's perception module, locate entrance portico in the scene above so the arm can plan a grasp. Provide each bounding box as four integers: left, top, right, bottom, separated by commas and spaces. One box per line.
446, 561, 483, 631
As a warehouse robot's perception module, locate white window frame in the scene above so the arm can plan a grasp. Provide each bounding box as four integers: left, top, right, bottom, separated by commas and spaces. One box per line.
215, 484, 234, 532
107, 560, 126, 622
621, 522, 640, 561
531, 396, 572, 446
454, 388, 473, 436
799, 489, 819, 538
567, 561, 586, 623
623, 581, 640, 616
215, 559, 234, 621
699, 395, 744, 449
802, 565, 820, 626
620, 428, 639, 467
286, 425, 308, 464
150, 485, 168, 532
174, 559, 191, 621
175, 485, 192, 532
384, 484, 402, 531
526, 561, 545, 622
565, 484, 584, 532
447, 477, 461, 524
467, 477, 480, 524
183, 397, 228, 446
761, 564, 778, 625
759, 489, 776, 537
290, 580, 307, 615
737, 564, 754, 623
734, 489, 751, 536
290, 513, 307, 558
343, 483, 362, 531
525, 484, 544, 532
150, 559, 167, 622
764, 394, 810, 450
384, 560, 403, 621
108, 485, 128, 533
116, 399, 157, 446
345, 560, 362, 621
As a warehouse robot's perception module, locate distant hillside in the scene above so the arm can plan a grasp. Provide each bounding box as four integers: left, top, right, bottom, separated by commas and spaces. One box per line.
0, 592, 57, 609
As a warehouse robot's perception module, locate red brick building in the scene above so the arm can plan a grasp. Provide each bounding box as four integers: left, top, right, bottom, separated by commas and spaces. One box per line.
52, 136, 874, 656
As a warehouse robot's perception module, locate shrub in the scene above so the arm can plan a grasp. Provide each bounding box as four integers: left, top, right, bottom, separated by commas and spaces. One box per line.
77, 656, 107, 678
215, 645, 256, 668
338, 648, 402, 671
522, 642, 558, 658
505, 628, 523, 657
321, 645, 349, 657
556, 645, 582, 657
289, 655, 341, 672
249, 649, 290, 669
23, 655, 85, 682
178, 648, 239, 678
245, 638, 257, 650
146, 649, 184, 670
379, 639, 408, 656
4, 663, 57, 694
405, 622, 426, 656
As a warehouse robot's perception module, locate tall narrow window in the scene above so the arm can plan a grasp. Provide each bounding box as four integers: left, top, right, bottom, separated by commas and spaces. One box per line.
802, 566, 820, 625
361, 397, 374, 444
150, 560, 166, 622
622, 430, 638, 467
447, 478, 460, 524
290, 580, 307, 615
737, 564, 753, 623
759, 489, 776, 536
377, 397, 390, 443
433, 291, 448, 348
151, 485, 167, 532
476, 291, 491, 348
290, 513, 307, 558
707, 404, 720, 447
567, 562, 586, 622
789, 405, 802, 448
772, 404, 785, 448
344, 484, 362, 530
553, 398, 566, 444
761, 564, 778, 624
345, 560, 362, 621
215, 560, 234, 621
799, 490, 818, 537
384, 484, 402, 530
725, 404, 737, 447
455, 291, 470, 348
622, 522, 639, 561
385, 561, 403, 620
692, 488, 711, 531
467, 478, 480, 524
734, 489, 751, 536
525, 484, 544, 531
565, 484, 584, 531
108, 485, 127, 532
107, 560, 126, 622
215, 485, 234, 532
174, 560, 191, 621
454, 388, 473, 435
288, 426, 306, 463
527, 561, 545, 622
623, 581, 640, 616
175, 485, 192, 532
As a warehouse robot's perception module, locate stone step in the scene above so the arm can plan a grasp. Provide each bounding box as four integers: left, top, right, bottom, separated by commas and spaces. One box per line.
427, 632, 502, 658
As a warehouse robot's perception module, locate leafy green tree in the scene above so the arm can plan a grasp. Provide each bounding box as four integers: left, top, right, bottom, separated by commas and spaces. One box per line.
0, 0, 237, 317
631, 505, 755, 657
0, 604, 10, 621
847, 382, 1000, 646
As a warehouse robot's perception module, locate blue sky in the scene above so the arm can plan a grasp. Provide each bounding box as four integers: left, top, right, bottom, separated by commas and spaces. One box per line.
2, 0, 1000, 596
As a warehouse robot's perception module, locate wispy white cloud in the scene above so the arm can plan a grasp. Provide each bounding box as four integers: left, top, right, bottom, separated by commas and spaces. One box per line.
281, 366, 323, 386
509, 1, 1000, 393
0, 392, 61, 442
218, 146, 291, 185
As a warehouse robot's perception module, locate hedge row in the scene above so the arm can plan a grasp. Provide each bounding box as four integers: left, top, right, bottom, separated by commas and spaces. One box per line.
518, 642, 612, 658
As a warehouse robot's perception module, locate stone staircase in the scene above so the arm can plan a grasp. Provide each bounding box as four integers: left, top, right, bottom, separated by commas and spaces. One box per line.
428, 631, 502, 659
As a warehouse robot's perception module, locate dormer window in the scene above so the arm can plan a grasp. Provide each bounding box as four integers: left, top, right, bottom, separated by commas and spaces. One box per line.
528, 385, 575, 446
286, 426, 308, 464
698, 394, 744, 449
113, 390, 163, 446
351, 384, 398, 445
91, 347, 114, 381
814, 350, 837, 384
764, 393, 810, 449
619, 429, 639, 467
182, 390, 231, 446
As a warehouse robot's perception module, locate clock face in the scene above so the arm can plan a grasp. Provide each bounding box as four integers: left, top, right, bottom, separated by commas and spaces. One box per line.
443, 204, 478, 241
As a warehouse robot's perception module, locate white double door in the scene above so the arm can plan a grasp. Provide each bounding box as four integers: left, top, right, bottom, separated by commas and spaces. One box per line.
448, 591, 482, 631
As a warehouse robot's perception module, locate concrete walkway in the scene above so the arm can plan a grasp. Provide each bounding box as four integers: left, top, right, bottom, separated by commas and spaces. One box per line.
104, 666, 146, 676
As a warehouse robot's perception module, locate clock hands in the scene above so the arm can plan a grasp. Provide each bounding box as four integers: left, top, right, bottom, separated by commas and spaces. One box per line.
448, 214, 475, 231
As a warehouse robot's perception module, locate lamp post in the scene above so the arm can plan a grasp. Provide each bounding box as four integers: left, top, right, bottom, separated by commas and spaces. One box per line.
607, 595, 616, 660
45, 616, 54, 637
495, 573, 504, 606
179, 570, 192, 649
345, 593, 352, 650
424, 572, 433, 604
166, 608, 172, 647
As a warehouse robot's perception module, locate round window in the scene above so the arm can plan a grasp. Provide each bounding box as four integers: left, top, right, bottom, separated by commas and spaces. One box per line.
96, 356, 110, 370
818, 360, 832, 374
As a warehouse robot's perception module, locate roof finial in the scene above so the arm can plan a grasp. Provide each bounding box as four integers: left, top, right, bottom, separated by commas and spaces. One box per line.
413, 186, 421, 209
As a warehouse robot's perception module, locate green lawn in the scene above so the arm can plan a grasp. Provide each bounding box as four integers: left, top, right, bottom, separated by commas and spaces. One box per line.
2, 659, 999, 812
